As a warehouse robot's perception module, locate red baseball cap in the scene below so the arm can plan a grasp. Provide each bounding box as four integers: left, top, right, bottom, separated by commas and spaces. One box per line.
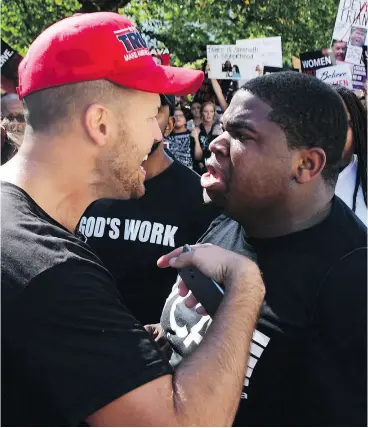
17, 12, 204, 99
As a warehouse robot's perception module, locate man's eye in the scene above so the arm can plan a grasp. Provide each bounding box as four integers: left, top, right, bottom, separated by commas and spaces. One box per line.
232, 132, 251, 142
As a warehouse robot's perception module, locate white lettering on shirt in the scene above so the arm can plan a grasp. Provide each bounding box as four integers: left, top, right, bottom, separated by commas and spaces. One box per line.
167, 286, 271, 400
163, 225, 178, 247
150, 222, 165, 244
124, 219, 141, 241
79, 217, 178, 247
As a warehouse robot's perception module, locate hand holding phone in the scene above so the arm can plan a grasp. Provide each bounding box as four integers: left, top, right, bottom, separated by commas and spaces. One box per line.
157, 243, 263, 317
178, 244, 224, 317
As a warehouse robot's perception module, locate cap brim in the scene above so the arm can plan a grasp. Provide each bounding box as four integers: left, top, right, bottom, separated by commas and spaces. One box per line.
109, 64, 204, 96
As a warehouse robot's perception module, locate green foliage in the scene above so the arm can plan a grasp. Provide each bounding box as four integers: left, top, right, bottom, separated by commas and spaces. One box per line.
123, 0, 339, 66
2, 0, 81, 55
1, 0, 131, 56
1, 0, 339, 65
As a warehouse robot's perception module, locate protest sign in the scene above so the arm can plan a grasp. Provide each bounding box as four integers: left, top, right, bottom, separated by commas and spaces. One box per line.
316, 64, 353, 88
1, 40, 15, 69
236, 36, 283, 67
352, 63, 367, 88
207, 45, 262, 80
207, 37, 282, 81
1, 39, 22, 93
362, 45, 368, 70
345, 44, 363, 63
300, 49, 336, 76
332, 0, 368, 46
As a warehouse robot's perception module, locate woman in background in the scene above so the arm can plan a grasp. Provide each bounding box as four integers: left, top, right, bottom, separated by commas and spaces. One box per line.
334, 86, 367, 225
186, 101, 202, 131
191, 101, 222, 174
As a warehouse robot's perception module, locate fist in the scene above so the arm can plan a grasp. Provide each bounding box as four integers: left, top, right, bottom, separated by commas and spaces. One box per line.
191, 128, 200, 139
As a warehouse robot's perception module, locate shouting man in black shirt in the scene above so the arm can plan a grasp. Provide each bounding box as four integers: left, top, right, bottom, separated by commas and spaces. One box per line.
160, 72, 367, 427
79, 95, 218, 325
1, 12, 266, 427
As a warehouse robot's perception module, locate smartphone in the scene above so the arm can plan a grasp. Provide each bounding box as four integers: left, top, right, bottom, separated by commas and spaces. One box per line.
178, 244, 224, 317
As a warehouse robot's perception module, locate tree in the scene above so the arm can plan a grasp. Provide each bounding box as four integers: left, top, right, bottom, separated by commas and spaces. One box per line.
2, 0, 339, 64
1, 0, 131, 56
123, 0, 339, 65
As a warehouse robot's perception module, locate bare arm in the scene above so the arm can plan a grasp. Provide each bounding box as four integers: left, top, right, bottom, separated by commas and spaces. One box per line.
87, 245, 264, 427
191, 128, 204, 161
211, 78, 228, 112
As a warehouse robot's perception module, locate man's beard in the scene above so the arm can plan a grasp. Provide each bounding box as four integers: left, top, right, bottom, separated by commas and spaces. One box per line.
95, 123, 145, 201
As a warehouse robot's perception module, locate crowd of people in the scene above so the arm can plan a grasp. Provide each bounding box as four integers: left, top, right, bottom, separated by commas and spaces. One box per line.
1, 10, 367, 428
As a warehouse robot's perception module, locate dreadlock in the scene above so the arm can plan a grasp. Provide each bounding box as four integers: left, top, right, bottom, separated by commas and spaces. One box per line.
334, 86, 367, 210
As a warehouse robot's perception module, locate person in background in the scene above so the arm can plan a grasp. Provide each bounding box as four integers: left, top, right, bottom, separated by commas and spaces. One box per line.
192, 61, 218, 105
167, 107, 201, 169
191, 101, 222, 173
79, 95, 218, 325
1, 93, 24, 120
332, 40, 348, 62
1, 93, 25, 164
334, 86, 367, 225
186, 101, 202, 131
176, 95, 191, 121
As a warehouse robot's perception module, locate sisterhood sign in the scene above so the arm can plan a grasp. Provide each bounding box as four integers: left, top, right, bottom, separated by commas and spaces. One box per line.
207, 37, 282, 81
207, 45, 260, 80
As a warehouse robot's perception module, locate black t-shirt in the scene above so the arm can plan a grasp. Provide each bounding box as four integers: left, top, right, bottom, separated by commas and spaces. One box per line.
1, 182, 172, 427
166, 131, 193, 169
161, 198, 367, 427
79, 161, 218, 325
197, 122, 221, 170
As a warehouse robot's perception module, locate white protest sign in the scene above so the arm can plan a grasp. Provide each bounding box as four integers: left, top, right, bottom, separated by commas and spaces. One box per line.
236, 36, 283, 67
345, 44, 363, 63
316, 64, 353, 88
207, 45, 263, 80
332, 0, 368, 45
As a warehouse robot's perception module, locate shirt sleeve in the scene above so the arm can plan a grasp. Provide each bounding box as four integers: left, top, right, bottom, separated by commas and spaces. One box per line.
11, 259, 173, 425
299, 248, 367, 426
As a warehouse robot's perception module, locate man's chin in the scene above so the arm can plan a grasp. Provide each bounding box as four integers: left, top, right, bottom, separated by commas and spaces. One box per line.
130, 181, 146, 200
203, 188, 226, 208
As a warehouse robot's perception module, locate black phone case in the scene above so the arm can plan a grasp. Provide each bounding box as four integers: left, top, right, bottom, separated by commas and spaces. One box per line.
178, 245, 224, 317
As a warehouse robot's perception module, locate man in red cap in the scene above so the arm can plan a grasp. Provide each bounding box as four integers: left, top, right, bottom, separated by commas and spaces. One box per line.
1, 12, 265, 427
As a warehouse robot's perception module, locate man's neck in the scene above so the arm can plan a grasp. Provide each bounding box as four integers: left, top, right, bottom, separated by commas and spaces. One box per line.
237, 188, 334, 239
144, 146, 173, 181
1, 152, 92, 233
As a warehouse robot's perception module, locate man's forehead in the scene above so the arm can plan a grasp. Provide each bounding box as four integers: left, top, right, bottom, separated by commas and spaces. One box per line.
224, 90, 272, 124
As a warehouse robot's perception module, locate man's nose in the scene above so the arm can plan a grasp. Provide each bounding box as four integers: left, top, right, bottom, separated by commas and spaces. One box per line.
208, 132, 230, 157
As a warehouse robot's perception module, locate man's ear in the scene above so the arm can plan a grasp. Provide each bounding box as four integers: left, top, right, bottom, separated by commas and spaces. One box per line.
164, 117, 175, 137
83, 104, 110, 147
292, 148, 327, 184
